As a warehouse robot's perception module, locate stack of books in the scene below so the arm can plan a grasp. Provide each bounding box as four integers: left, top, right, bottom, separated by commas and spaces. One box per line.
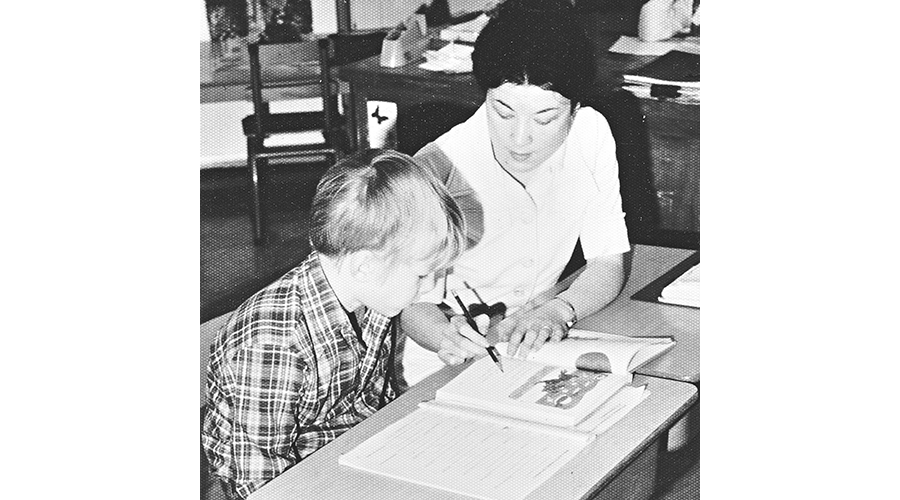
622, 50, 700, 104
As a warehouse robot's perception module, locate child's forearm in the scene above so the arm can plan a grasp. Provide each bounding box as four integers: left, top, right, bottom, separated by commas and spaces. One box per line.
399, 302, 451, 352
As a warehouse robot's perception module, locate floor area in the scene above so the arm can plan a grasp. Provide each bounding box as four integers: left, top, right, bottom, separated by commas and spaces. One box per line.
201, 161, 328, 322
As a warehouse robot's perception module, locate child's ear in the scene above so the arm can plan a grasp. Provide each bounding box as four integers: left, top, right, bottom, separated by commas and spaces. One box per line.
346, 250, 378, 283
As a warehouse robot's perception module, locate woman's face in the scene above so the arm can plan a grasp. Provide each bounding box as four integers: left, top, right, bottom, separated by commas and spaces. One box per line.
485, 82, 577, 179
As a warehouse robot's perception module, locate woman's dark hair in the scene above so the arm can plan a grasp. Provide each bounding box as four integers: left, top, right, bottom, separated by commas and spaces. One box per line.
472, 0, 595, 108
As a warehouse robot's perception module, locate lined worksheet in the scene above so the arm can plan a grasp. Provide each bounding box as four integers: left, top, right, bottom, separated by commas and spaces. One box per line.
338, 402, 595, 500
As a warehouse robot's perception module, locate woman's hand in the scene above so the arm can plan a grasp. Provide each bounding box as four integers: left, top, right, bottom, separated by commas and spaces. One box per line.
436, 313, 491, 365
496, 298, 573, 359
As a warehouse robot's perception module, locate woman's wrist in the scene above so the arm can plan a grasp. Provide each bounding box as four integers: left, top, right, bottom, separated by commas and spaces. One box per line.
551, 296, 577, 328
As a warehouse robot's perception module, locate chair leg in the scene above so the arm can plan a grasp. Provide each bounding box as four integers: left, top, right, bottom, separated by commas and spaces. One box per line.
247, 140, 265, 245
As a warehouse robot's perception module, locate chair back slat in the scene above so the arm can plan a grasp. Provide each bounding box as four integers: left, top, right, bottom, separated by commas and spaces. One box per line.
243, 30, 385, 243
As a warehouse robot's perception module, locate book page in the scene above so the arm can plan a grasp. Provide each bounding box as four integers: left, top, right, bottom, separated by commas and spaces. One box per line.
498, 331, 674, 374
436, 356, 631, 427
339, 402, 593, 500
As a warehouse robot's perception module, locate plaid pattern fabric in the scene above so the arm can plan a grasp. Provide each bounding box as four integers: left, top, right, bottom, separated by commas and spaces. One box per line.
201, 252, 396, 499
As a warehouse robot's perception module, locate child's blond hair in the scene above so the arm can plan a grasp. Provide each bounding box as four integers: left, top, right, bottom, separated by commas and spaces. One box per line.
309, 149, 466, 271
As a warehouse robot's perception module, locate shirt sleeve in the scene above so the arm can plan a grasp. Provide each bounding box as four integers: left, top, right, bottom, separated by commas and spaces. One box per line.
221, 342, 308, 499
577, 111, 631, 260
414, 142, 484, 250
414, 142, 486, 306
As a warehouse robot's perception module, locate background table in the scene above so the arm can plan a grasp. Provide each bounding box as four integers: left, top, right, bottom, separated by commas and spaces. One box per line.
555, 244, 701, 450
337, 30, 699, 234
579, 245, 700, 384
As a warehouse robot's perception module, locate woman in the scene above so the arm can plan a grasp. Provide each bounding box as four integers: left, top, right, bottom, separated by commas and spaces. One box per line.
398, 0, 631, 386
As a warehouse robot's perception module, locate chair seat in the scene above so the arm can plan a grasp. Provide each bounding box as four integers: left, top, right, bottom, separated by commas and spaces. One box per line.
242, 111, 344, 137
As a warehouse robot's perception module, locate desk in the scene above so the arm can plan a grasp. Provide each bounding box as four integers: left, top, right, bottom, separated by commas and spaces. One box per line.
551, 245, 700, 384
583, 245, 700, 383
549, 244, 700, 451
247, 365, 697, 500
336, 29, 699, 233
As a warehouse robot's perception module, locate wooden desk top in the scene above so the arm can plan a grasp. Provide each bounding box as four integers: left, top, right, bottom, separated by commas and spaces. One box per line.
247, 366, 697, 500
579, 245, 700, 383
339, 51, 485, 106
336, 26, 697, 106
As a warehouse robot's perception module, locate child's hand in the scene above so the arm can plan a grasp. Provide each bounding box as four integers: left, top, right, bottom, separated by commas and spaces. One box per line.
436, 313, 491, 365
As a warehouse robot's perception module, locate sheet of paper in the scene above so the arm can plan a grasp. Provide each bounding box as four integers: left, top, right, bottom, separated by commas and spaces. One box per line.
622, 84, 700, 105
419, 42, 474, 73
339, 402, 593, 500
439, 13, 490, 43
609, 35, 700, 56
660, 263, 700, 307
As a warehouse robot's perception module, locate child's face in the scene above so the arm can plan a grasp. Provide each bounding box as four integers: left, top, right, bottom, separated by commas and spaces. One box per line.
360, 255, 438, 317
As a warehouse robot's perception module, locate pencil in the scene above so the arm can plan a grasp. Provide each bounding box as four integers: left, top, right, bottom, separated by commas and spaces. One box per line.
453, 291, 504, 373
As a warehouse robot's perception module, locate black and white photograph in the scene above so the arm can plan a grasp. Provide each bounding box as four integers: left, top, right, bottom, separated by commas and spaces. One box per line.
10, 1, 900, 499
200, 1, 699, 499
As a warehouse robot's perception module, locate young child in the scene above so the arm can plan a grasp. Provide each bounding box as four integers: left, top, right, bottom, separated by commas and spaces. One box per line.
201, 149, 484, 499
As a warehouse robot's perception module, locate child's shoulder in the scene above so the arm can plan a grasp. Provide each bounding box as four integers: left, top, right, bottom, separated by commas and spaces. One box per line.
213, 264, 313, 354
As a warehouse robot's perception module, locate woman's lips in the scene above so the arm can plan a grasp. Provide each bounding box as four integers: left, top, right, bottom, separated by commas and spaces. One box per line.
509, 151, 531, 162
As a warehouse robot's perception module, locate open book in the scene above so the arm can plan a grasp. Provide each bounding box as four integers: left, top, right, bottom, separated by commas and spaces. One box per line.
437, 331, 673, 427
660, 263, 700, 308
339, 332, 669, 499
502, 329, 677, 375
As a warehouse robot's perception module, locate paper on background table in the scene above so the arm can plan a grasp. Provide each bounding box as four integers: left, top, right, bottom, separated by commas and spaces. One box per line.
659, 263, 700, 308
622, 50, 700, 88
622, 84, 700, 104
439, 13, 490, 43
609, 35, 700, 56
338, 401, 594, 500
419, 42, 474, 73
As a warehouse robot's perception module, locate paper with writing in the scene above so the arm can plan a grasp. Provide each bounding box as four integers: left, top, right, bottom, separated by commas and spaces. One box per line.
338, 401, 594, 500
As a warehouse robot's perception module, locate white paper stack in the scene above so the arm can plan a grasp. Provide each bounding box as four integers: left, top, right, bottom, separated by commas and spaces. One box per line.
659, 263, 700, 308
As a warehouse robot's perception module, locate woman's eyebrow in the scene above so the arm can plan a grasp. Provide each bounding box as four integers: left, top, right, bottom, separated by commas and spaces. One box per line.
535, 106, 561, 114
492, 98, 513, 110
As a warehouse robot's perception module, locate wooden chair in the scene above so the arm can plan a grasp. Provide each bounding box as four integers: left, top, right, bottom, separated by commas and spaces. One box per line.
242, 31, 386, 244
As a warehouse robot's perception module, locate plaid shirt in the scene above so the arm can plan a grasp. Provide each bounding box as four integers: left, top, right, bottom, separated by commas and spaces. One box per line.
201, 252, 396, 499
